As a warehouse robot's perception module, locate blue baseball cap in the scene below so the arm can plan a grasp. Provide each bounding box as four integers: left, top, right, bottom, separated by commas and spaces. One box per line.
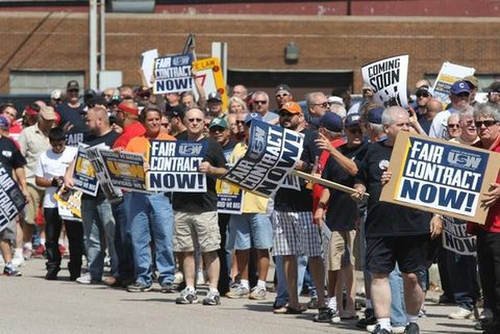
345, 113, 361, 128
367, 106, 385, 124
244, 112, 263, 125
319, 112, 343, 132
450, 80, 471, 95
0, 116, 9, 129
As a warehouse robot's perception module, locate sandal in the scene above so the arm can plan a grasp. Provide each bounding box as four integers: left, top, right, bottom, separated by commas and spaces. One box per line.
286, 305, 307, 314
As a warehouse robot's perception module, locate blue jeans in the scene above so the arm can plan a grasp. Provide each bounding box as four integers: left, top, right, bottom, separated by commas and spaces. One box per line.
81, 197, 118, 280
112, 193, 134, 281
389, 264, 407, 327
129, 192, 174, 286
274, 255, 308, 307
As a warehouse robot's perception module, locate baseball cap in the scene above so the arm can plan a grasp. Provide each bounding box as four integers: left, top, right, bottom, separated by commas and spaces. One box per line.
319, 112, 343, 132
24, 105, 39, 116
367, 106, 385, 124
39, 106, 57, 121
0, 116, 9, 129
209, 117, 228, 130
345, 113, 361, 128
416, 86, 432, 96
463, 75, 479, 89
207, 92, 222, 102
244, 112, 263, 125
362, 82, 373, 91
167, 105, 185, 119
280, 101, 302, 115
450, 80, 471, 95
50, 89, 62, 100
67, 80, 79, 91
275, 84, 291, 95
488, 81, 500, 93
328, 96, 344, 107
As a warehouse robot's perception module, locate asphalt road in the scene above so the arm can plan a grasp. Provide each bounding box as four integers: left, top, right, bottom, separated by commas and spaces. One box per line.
0, 258, 479, 334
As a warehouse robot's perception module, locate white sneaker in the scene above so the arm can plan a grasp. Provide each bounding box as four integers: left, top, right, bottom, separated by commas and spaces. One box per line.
76, 273, 92, 284
448, 307, 473, 319
12, 248, 24, 267
366, 324, 405, 333
479, 308, 493, 320
173, 271, 184, 284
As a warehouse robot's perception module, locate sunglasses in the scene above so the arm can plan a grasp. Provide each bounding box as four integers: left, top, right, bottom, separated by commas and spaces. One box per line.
279, 111, 295, 117
314, 102, 329, 108
417, 93, 430, 98
254, 100, 267, 105
276, 93, 289, 98
187, 118, 203, 123
161, 123, 169, 127
209, 127, 226, 132
475, 120, 497, 128
447, 123, 460, 129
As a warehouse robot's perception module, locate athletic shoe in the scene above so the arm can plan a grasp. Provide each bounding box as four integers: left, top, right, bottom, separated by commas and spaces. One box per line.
203, 290, 221, 306
226, 284, 249, 298
23, 245, 32, 260
404, 322, 420, 334
76, 273, 101, 285
3, 263, 22, 276
12, 248, 24, 267
313, 307, 334, 323
368, 324, 405, 334
249, 286, 267, 300
448, 307, 473, 319
173, 271, 184, 284
127, 282, 152, 292
370, 324, 392, 334
176, 287, 198, 304
357, 308, 377, 328
160, 282, 175, 293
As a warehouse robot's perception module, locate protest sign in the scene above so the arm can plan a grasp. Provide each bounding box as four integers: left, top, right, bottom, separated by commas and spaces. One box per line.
380, 132, 500, 224
442, 217, 476, 256
146, 140, 208, 192
54, 188, 82, 221
153, 54, 194, 95
73, 144, 99, 196
361, 55, 409, 108
86, 147, 123, 201
222, 120, 304, 197
192, 57, 228, 111
140, 49, 158, 88
216, 179, 244, 214
0, 165, 26, 232
431, 62, 475, 105
98, 149, 147, 193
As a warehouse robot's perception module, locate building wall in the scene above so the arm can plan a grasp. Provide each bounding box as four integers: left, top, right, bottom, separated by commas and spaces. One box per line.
0, 11, 498, 94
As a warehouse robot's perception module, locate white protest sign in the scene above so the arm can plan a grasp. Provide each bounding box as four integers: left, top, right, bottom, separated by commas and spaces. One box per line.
153, 54, 194, 95
140, 49, 158, 88
361, 55, 409, 108
431, 62, 475, 105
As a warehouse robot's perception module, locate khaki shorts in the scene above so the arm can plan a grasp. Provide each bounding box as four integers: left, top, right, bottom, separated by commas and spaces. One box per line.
328, 230, 356, 271
173, 211, 220, 253
0, 219, 16, 242
24, 185, 44, 225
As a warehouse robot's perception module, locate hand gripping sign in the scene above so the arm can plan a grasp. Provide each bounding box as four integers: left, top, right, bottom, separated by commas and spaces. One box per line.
380, 132, 500, 224
0, 165, 26, 232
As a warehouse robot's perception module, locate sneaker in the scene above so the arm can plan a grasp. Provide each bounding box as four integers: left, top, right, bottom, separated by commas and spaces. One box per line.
369, 324, 392, 334
448, 307, 473, 319
176, 287, 198, 304
12, 248, 24, 267
127, 282, 152, 292
173, 271, 184, 284
76, 273, 101, 285
404, 322, 420, 334
45, 271, 59, 280
357, 308, 377, 328
392, 326, 406, 334
3, 263, 22, 276
23, 245, 32, 260
160, 282, 175, 293
479, 308, 493, 321
226, 284, 250, 299
313, 307, 333, 323
203, 290, 221, 306
249, 286, 267, 300
307, 296, 319, 309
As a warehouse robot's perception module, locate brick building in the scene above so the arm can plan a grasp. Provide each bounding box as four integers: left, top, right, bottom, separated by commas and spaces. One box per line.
0, 1, 498, 103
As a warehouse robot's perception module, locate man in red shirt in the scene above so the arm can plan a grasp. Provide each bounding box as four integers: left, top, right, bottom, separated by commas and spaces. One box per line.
468, 104, 500, 334
112, 100, 146, 149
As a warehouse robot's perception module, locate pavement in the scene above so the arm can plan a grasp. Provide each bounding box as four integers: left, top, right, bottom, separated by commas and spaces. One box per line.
0, 258, 481, 334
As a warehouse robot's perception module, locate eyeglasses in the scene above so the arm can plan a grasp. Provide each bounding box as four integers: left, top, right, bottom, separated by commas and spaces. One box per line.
447, 123, 460, 129
279, 111, 295, 117
161, 123, 169, 127
236, 120, 245, 125
475, 120, 498, 128
276, 93, 289, 98
187, 118, 203, 123
313, 102, 329, 108
254, 100, 267, 105
416, 93, 430, 98
209, 127, 226, 133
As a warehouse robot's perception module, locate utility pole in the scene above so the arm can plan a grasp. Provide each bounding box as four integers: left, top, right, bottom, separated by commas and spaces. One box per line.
89, 0, 98, 90
100, 0, 106, 71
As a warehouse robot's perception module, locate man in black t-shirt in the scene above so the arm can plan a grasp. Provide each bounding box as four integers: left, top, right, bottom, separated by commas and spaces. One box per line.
352, 106, 442, 334
56, 80, 88, 146
172, 108, 228, 306
64, 106, 120, 285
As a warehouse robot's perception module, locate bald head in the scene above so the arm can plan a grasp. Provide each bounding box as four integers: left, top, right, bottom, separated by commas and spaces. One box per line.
86, 106, 110, 135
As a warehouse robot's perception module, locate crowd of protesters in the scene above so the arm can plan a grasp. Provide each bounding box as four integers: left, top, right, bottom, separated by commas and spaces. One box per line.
0, 75, 499, 334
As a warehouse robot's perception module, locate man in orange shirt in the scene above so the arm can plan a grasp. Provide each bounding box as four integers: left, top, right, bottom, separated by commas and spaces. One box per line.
125, 106, 177, 292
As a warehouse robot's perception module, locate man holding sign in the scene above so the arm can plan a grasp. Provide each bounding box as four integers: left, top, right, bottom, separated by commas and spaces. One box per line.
352, 106, 441, 334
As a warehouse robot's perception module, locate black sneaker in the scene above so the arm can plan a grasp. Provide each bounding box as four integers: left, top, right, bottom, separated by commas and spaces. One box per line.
371, 324, 392, 334
127, 282, 152, 292
160, 282, 175, 293
356, 308, 376, 328
313, 307, 334, 323
176, 287, 198, 304
405, 322, 419, 334
3, 264, 21, 277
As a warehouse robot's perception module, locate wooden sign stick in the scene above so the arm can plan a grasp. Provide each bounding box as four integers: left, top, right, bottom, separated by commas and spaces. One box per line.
292, 170, 369, 198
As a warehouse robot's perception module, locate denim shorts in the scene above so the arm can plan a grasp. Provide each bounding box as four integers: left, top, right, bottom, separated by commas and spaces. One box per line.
227, 213, 272, 250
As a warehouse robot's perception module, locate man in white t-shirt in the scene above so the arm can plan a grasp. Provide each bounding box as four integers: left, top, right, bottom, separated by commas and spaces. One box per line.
35, 127, 82, 280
